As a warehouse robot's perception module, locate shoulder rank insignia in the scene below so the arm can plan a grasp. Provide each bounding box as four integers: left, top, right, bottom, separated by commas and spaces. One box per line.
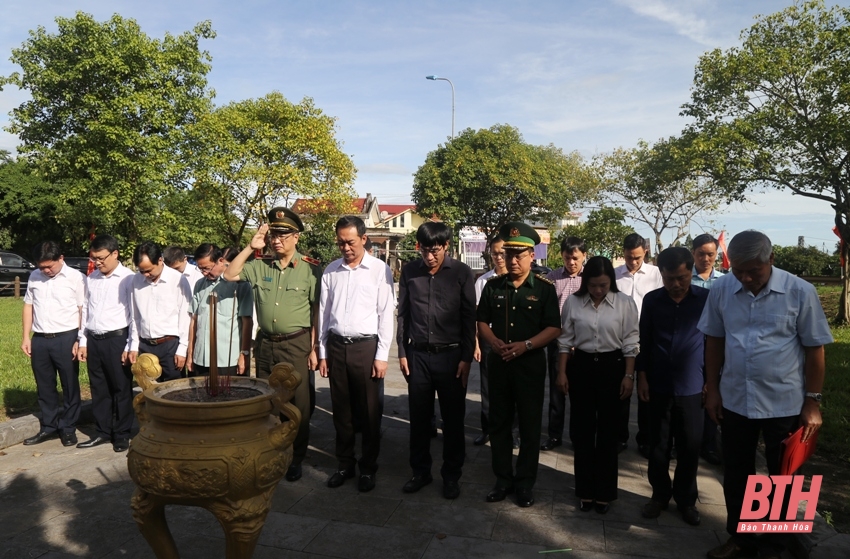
301, 255, 321, 266
535, 273, 555, 285
486, 272, 508, 282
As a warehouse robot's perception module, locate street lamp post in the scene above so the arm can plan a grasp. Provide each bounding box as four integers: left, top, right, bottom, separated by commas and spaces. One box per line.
425, 75, 455, 139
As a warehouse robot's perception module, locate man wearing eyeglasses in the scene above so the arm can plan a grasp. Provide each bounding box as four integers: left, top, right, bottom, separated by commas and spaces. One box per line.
74, 234, 136, 452
397, 222, 476, 499
476, 222, 562, 508
225, 206, 321, 484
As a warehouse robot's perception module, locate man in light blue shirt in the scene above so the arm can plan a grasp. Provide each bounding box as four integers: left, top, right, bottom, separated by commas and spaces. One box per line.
699, 231, 833, 559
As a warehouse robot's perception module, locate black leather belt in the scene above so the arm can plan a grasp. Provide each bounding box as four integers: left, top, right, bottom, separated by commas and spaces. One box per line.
330, 333, 378, 345
33, 329, 77, 339
411, 342, 460, 354
86, 327, 129, 340
141, 335, 177, 346
262, 328, 309, 342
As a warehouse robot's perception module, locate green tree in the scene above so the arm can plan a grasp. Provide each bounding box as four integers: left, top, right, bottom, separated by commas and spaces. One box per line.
595, 137, 740, 255
773, 245, 840, 276
0, 12, 215, 245
292, 198, 357, 266
0, 156, 66, 252
412, 124, 596, 239
396, 231, 420, 264
681, 0, 850, 322
548, 207, 634, 266
191, 93, 357, 246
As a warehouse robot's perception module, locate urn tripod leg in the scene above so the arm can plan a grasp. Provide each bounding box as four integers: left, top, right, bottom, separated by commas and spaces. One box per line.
131, 490, 180, 559
207, 492, 273, 559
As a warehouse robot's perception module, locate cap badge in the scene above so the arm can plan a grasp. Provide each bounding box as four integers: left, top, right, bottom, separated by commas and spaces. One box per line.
275, 210, 284, 219
510, 227, 520, 237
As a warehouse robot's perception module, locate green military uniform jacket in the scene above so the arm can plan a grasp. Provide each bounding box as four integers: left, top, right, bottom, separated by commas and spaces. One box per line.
239, 251, 321, 335
476, 272, 561, 355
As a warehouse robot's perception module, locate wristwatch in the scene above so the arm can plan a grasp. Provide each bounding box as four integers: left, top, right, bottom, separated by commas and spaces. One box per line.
240, 350, 250, 356
805, 392, 822, 402
524, 340, 533, 351
625, 374, 635, 380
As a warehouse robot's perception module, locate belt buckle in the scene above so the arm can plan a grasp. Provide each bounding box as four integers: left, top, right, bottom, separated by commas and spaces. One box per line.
343, 336, 354, 345
149, 338, 160, 346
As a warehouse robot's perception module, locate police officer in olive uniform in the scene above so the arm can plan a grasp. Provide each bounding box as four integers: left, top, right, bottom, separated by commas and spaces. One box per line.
476, 222, 562, 508
225, 207, 321, 482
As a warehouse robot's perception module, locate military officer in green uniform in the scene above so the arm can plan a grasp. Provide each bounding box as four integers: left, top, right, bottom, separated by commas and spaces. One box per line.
225, 207, 321, 483
476, 222, 562, 508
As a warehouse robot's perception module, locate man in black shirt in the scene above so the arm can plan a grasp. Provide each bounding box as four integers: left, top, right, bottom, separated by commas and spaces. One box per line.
397, 222, 476, 499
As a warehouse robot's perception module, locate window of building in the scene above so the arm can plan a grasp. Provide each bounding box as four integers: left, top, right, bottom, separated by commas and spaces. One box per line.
400, 213, 405, 228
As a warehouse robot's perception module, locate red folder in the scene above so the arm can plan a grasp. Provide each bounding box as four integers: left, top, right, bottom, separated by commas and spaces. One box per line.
780, 426, 819, 476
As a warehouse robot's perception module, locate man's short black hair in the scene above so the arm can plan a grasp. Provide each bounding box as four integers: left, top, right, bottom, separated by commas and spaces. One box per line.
657, 246, 694, 272
90, 234, 119, 255
416, 222, 452, 247
560, 236, 586, 254
623, 233, 646, 251
692, 233, 718, 251
31, 241, 62, 264
222, 247, 240, 262
194, 243, 222, 263
162, 246, 187, 266
133, 241, 162, 267
335, 215, 367, 236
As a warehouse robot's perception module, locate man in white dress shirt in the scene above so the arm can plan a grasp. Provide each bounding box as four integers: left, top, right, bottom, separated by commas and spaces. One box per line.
21, 241, 85, 447
318, 215, 395, 493
76, 234, 136, 452
615, 233, 663, 457
129, 241, 192, 382
164, 246, 204, 292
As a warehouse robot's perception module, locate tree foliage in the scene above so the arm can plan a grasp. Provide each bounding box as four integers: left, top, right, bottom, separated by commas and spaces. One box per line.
548, 207, 634, 266
681, 0, 850, 320
0, 12, 215, 246
412, 124, 596, 239
0, 156, 65, 252
773, 245, 840, 276
191, 93, 357, 246
296, 198, 358, 266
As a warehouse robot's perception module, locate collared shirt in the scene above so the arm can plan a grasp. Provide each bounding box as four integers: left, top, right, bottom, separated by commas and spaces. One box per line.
130, 264, 192, 356
558, 291, 640, 356
547, 266, 583, 311
182, 262, 205, 293
238, 252, 320, 335
615, 262, 663, 317
698, 267, 833, 419
24, 263, 85, 333
476, 272, 561, 347
318, 252, 396, 361
474, 269, 497, 304
636, 286, 708, 396
691, 267, 721, 290
191, 276, 254, 367
396, 256, 476, 362
79, 263, 135, 350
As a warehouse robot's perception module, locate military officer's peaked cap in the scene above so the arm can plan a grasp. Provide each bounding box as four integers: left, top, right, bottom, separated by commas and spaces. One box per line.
267, 207, 304, 232
499, 221, 540, 249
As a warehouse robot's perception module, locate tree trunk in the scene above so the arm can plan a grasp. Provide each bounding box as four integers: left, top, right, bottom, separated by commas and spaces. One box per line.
838, 242, 850, 325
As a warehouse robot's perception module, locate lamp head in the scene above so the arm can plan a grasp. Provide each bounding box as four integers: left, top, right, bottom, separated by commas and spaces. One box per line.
426, 75, 438, 80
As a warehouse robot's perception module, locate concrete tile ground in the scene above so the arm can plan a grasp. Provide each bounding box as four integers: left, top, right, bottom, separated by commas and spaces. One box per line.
1, 346, 846, 558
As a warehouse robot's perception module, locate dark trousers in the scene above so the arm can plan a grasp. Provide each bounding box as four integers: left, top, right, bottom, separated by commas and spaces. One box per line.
139, 338, 181, 382
569, 350, 624, 502
489, 349, 546, 490
722, 408, 798, 555
619, 394, 649, 446
407, 346, 467, 481
327, 337, 381, 475
546, 340, 568, 440
257, 332, 313, 466
190, 364, 238, 377
703, 410, 719, 454
647, 392, 703, 508
31, 330, 80, 434
87, 335, 134, 440
478, 342, 491, 434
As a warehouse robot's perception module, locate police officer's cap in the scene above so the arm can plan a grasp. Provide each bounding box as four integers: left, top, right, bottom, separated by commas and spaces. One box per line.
267, 207, 304, 233
499, 221, 540, 250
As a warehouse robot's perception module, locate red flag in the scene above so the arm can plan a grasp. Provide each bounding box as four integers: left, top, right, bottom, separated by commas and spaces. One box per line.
87, 224, 97, 275
718, 231, 730, 271
834, 226, 844, 267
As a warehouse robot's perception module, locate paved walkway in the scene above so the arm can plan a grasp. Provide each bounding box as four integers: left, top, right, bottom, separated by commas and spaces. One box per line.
1, 351, 848, 558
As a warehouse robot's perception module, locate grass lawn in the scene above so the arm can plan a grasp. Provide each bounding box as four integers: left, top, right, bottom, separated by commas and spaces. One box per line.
818, 284, 850, 461
0, 297, 90, 421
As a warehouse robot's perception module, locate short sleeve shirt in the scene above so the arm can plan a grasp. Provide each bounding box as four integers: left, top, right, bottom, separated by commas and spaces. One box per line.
476, 273, 561, 344
191, 277, 254, 367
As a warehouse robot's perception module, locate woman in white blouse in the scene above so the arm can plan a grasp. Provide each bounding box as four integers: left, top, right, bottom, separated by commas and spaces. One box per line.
556, 256, 639, 514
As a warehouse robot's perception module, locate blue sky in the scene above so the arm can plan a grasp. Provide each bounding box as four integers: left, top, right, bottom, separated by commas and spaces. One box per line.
0, 0, 842, 249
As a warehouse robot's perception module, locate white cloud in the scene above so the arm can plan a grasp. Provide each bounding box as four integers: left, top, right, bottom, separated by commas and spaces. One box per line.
617, 0, 717, 46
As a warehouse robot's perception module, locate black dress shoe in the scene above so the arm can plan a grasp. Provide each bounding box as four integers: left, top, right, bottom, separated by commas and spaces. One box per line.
516, 488, 534, 508
113, 439, 130, 452
285, 463, 302, 482
595, 502, 610, 514
358, 474, 376, 492
60, 432, 78, 447
77, 436, 110, 449
327, 467, 356, 488
701, 449, 722, 465
402, 474, 433, 493
579, 500, 594, 512
443, 480, 460, 499
486, 486, 513, 502
641, 500, 668, 518
473, 433, 489, 446
540, 437, 562, 451
23, 431, 58, 446
679, 505, 701, 526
